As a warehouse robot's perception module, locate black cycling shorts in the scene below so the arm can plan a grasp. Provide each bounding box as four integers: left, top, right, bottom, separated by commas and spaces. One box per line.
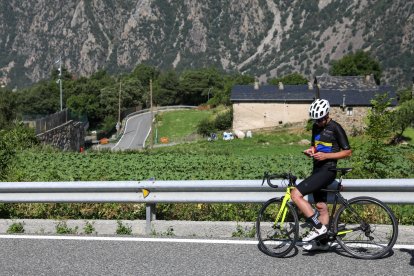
296, 167, 336, 203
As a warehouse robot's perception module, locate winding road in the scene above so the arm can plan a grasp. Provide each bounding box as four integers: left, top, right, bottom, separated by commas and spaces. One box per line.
112, 112, 152, 151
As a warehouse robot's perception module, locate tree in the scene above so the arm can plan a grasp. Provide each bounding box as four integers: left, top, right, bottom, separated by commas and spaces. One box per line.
209, 73, 254, 106
391, 99, 414, 138
179, 68, 224, 105
65, 71, 115, 128
131, 64, 160, 89
0, 89, 17, 129
330, 50, 382, 84
153, 70, 180, 106
16, 80, 60, 115
396, 87, 413, 104
363, 94, 393, 177
268, 72, 308, 85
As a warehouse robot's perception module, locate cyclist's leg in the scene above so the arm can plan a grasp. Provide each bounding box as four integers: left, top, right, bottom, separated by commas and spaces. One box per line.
312, 167, 336, 225
293, 169, 331, 219
315, 202, 329, 225
292, 174, 325, 234
313, 189, 329, 225
294, 168, 335, 241
313, 195, 330, 246
291, 188, 314, 217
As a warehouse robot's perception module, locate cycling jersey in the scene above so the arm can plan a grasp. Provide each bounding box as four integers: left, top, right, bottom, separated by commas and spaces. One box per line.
312, 120, 350, 168
296, 119, 351, 202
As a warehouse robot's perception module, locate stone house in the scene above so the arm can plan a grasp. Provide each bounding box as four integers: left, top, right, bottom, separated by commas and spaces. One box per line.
230, 74, 396, 134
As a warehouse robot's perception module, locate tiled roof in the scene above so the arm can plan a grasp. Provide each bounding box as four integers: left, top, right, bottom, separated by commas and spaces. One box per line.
230, 84, 313, 102
317, 73, 378, 90
230, 76, 396, 106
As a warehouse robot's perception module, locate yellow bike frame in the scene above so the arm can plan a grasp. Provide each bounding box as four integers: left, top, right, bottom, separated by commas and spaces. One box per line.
274, 186, 295, 228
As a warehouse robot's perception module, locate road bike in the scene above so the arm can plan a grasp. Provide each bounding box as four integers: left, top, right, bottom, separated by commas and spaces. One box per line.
256, 168, 398, 259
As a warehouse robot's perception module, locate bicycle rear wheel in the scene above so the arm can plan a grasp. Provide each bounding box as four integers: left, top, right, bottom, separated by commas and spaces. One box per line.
333, 196, 398, 259
256, 198, 299, 257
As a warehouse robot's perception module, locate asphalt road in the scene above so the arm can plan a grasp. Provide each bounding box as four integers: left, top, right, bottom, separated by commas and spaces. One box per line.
112, 113, 152, 151
0, 236, 413, 275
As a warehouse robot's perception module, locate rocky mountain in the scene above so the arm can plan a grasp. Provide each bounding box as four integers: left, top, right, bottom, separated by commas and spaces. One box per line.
0, 0, 413, 88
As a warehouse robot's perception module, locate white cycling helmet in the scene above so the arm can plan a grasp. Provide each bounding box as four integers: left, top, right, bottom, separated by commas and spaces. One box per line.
309, 99, 330, 119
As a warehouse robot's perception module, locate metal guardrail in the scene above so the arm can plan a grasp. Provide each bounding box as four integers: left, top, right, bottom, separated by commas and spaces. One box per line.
1, 179, 413, 233
125, 105, 197, 120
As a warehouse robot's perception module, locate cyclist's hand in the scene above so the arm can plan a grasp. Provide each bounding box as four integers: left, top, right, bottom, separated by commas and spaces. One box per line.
313, 152, 328, 161
303, 148, 313, 157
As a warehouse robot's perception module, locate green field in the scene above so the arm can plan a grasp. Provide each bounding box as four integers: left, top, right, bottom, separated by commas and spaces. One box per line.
2, 110, 414, 223
154, 109, 212, 143
403, 127, 414, 144
6, 109, 414, 181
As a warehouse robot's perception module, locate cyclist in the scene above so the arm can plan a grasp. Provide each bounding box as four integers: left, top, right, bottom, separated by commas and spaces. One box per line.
291, 99, 352, 251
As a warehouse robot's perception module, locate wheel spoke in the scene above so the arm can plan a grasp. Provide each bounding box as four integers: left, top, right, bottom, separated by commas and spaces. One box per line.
257, 199, 299, 257
334, 197, 398, 259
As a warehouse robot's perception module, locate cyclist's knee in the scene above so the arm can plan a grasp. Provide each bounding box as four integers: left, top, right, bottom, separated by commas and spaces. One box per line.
291, 189, 303, 203
316, 202, 328, 212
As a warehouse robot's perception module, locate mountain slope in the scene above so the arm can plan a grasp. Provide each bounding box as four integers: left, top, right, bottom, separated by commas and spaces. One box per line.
0, 0, 413, 88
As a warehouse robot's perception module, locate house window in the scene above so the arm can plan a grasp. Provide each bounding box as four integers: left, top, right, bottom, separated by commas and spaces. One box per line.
346, 107, 353, 116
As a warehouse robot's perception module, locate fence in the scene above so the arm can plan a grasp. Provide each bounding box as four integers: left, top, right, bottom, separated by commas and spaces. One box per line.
23, 109, 88, 135
0, 178, 413, 233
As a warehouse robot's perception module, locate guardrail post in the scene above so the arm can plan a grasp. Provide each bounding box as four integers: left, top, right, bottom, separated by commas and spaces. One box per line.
145, 203, 156, 234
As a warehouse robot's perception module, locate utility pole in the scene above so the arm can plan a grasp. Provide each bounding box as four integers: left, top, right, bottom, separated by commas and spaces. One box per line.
56, 55, 63, 111
150, 79, 154, 149
314, 77, 320, 99
116, 80, 122, 134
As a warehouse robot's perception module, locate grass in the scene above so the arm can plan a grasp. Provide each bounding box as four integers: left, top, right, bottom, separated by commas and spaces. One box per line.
116, 220, 132, 235
153, 126, 311, 157
154, 109, 213, 143
151, 108, 326, 156
7, 222, 25, 234
403, 127, 414, 144
83, 221, 96, 234
56, 221, 78, 234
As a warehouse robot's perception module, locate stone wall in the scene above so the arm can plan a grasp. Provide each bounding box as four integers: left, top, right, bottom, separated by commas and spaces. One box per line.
37, 120, 85, 151
232, 102, 309, 131
329, 106, 369, 135
232, 102, 369, 135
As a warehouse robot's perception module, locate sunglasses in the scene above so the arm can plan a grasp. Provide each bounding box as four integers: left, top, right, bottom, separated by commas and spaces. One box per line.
313, 116, 327, 123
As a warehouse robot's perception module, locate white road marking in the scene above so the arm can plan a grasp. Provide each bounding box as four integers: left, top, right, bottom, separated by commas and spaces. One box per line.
1, 235, 414, 249
0, 235, 257, 244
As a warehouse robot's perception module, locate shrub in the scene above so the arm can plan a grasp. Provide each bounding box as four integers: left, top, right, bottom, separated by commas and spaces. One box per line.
56, 221, 78, 234
232, 224, 256, 238
83, 221, 96, 235
116, 220, 132, 235
7, 222, 25, 234
196, 118, 215, 137
0, 123, 37, 179
214, 109, 233, 131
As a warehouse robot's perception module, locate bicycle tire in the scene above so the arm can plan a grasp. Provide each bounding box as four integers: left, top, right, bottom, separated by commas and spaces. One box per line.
256, 198, 299, 257
333, 196, 398, 259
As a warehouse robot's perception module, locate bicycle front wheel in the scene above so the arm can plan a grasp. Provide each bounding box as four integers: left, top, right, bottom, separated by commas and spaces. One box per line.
256, 198, 299, 257
334, 196, 398, 259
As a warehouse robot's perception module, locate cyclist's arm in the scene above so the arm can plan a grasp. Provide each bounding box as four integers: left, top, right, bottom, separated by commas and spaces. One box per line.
314, 122, 352, 161
313, 149, 352, 161
304, 124, 317, 157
